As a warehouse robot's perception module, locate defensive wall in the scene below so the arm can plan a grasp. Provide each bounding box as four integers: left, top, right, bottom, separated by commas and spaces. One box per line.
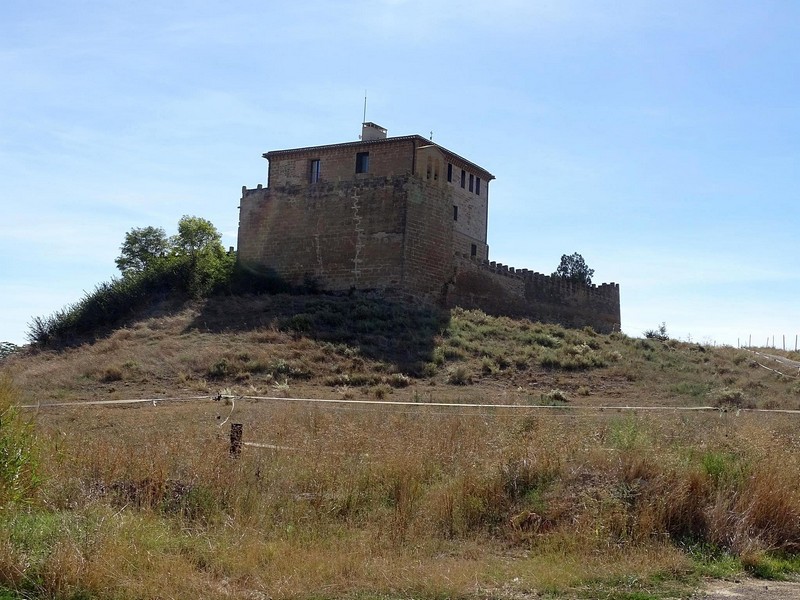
238, 172, 621, 333
237, 175, 453, 300
446, 253, 621, 333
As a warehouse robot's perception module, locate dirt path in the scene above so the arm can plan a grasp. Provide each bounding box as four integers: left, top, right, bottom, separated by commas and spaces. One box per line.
746, 350, 800, 370
693, 578, 800, 599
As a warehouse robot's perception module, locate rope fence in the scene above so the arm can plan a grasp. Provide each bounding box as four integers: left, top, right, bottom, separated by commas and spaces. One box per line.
18, 390, 800, 458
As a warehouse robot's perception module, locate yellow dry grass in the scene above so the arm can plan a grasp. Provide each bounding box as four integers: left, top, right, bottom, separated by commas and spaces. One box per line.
3, 299, 800, 598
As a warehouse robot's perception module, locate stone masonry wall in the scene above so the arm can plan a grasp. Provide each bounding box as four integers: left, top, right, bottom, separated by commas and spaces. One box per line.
267, 138, 416, 187
401, 177, 455, 301
446, 254, 621, 333
238, 177, 408, 291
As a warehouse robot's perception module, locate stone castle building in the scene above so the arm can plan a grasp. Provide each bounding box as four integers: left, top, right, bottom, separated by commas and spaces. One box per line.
237, 123, 621, 332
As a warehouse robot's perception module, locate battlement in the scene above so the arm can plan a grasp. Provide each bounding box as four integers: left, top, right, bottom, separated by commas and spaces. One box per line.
454, 252, 620, 304
447, 253, 620, 333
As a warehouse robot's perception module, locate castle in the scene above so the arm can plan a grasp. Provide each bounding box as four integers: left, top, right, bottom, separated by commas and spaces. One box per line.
237, 123, 621, 333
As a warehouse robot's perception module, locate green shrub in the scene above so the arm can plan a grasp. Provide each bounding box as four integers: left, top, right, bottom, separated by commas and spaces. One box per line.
0, 342, 19, 361
447, 366, 471, 385
541, 389, 568, 405
387, 373, 411, 388
207, 358, 232, 379
711, 387, 746, 408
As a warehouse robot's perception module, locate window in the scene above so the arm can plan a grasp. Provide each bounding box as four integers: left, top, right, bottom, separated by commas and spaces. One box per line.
356, 152, 369, 174
453, 205, 458, 221
469, 173, 474, 192
471, 244, 477, 257
476, 177, 481, 195
460, 169, 466, 188
447, 163, 453, 182
309, 159, 321, 183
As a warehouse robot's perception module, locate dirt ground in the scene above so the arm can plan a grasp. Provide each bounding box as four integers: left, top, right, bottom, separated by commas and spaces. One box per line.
694, 578, 800, 599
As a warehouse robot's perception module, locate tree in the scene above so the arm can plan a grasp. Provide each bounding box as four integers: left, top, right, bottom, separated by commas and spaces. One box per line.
171, 215, 223, 261
552, 252, 594, 285
170, 215, 232, 296
115, 226, 169, 274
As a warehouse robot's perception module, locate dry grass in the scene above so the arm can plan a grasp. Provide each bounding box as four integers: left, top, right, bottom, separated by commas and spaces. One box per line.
0, 400, 797, 598
3, 296, 800, 598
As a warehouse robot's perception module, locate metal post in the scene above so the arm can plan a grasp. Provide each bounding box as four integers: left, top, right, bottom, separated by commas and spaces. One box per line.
230, 423, 243, 457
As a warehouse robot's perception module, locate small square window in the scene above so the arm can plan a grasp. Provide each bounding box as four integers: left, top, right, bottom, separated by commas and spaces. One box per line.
460, 169, 466, 188
356, 152, 369, 174
453, 205, 458, 221
476, 177, 481, 195
469, 173, 474, 192
309, 159, 321, 183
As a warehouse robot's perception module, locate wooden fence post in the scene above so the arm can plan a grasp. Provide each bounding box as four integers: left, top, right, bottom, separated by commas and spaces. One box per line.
230, 423, 243, 457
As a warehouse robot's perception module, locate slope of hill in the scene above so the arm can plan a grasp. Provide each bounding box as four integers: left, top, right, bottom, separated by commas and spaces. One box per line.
7, 292, 799, 409
2, 293, 800, 599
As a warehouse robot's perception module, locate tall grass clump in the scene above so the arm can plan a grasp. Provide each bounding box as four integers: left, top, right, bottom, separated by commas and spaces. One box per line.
0, 375, 39, 509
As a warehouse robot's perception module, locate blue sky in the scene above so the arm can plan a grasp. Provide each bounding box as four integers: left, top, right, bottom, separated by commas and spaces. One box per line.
2, 0, 798, 347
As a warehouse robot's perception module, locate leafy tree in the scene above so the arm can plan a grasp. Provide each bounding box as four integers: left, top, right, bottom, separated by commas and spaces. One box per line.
115, 226, 169, 274
553, 252, 594, 285
170, 215, 232, 296
172, 215, 222, 261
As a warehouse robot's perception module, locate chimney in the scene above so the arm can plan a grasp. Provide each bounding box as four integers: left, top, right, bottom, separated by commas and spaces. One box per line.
361, 122, 387, 141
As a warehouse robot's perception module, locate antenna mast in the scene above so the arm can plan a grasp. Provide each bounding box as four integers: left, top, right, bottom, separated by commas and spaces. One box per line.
363, 90, 367, 124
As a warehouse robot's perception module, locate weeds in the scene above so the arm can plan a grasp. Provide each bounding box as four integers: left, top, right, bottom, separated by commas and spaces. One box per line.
0, 376, 39, 510
6, 297, 800, 597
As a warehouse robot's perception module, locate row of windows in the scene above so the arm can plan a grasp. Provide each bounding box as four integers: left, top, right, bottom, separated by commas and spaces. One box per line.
446, 163, 481, 195
308, 152, 371, 182
308, 153, 482, 195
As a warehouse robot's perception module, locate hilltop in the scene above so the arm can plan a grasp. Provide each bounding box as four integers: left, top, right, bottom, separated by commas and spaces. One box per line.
7, 292, 799, 409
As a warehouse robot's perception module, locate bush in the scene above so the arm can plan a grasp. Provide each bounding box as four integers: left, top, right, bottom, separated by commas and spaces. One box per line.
644, 322, 669, 341
447, 366, 471, 385
0, 342, 20, 361
711, 387, 746, 408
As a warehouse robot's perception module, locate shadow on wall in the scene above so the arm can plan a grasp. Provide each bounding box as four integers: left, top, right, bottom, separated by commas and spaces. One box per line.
185, 289, 450, 376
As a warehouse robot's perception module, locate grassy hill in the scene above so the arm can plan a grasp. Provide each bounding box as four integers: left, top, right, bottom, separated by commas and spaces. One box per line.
2, 293, 800, 599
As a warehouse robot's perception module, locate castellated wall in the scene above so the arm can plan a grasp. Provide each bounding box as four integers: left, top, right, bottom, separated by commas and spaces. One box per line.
446, 254, 621, 333
237, 175, 453, 300
237, 174, 621, 333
